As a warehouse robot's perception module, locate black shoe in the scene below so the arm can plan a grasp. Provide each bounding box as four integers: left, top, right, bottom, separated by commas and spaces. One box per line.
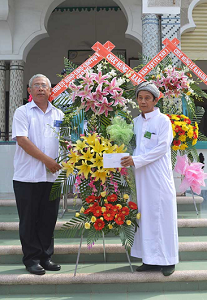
26, 264, 45, 275
40, 260, 61, 271
161, 265, 175, 276
136, 263, 161, 272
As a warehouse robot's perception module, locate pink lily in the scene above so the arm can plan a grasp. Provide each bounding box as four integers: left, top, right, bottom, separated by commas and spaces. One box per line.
69, 82, 83, 102
96, 97, 113, 117
92, 71, 109, 85
111, 90, 126, 106
77, 85, 93, 102
80, 71, 95, 86
103, 78, 122, 95
92, 84, 108, 102
84, 97, 97, 113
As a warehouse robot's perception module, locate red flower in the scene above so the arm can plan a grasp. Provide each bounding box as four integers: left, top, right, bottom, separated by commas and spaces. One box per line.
107, 194, 118, 202
121, 206, 130, 216
185, 118, 191, 124
193, 132, 198, 139
85, 195, 96, 204
114, 213, 125, 225
94, 219, 105, 231
103, 210, 115, 221
173, 140, 181, 146
84, 207, 93, 215
128, 201, 138, 210
178, 129, 185, 136
174, 125, 182, 133
111, 205, 119, 214
92, 206, 102, 217
105, 203, 113, 210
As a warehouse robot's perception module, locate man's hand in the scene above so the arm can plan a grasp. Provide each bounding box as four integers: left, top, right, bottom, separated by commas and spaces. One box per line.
44, 157, 62, 174
121, 156, 134, 167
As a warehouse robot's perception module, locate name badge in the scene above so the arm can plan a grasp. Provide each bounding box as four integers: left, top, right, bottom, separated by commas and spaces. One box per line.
54, 120, 63, 127
144, 131, 152, 139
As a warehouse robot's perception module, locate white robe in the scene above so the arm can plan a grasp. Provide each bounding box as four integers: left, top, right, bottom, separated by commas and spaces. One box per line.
131, 108, 179, 266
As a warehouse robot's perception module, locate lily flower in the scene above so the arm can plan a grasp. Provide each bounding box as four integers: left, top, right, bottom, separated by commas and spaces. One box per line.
96, 97, 113, 117
103, 78, 122, 95
62, 161, 74, 177
92, 71, 109, 85
77, 84, 93, 102
76, 160, 92, 179
68, 149, 80, 164
111, 90, 125, 106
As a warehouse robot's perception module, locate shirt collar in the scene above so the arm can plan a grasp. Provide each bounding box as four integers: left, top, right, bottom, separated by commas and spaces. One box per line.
142, 107, 160, 120
28, 100, 54, 113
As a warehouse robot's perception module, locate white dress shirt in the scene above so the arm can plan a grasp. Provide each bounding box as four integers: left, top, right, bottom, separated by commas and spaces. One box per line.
12, 100, 64, 183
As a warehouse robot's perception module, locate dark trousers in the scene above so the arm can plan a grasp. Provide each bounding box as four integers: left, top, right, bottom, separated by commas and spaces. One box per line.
13, 180, 60, 267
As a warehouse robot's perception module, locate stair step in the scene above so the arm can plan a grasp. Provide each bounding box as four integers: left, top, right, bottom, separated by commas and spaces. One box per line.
1, 262, 207, 294
0, 241, 207, 264
0, 196, 204, 214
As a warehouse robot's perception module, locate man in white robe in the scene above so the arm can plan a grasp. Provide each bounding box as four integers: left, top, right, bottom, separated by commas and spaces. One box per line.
121, 82, 179, 276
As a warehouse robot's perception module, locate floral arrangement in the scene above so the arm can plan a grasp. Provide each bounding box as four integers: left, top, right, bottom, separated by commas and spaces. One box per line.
52, 59, 139, 248
145, 62, 207, 115
62, 132, 128, 189
167, 114, 198, 151
64, 191, 140, 248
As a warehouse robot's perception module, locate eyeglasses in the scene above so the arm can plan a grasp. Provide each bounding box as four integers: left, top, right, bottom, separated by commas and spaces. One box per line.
32, 84, 49, 89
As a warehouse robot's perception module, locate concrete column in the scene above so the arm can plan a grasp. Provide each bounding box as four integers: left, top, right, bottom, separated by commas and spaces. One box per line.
0, 61, 6, 141
161, 14, 181, 66
142, 14, 161, 62
9, 60, 24, 137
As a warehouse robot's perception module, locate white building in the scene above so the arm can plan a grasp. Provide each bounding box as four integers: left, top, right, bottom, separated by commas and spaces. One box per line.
1, 0, 207, 192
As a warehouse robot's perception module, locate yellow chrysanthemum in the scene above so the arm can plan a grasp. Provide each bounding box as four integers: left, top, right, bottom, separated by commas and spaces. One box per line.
179, 135, 187, 142
186, 91, 191, 96
101, 191, 106, 197
68, 150, 80, 164
101, 207, 107, 213
123, 194, 129, 200
187, 131, 194, 138
182, 125, 188, 131
136, 213, 141, 220
100, 217, 104, 221
117, 204, 122, 209
108, 224, 113, 229
75, 213, 80, 217
62, 161, 74, 177
180, 143, 188, 150
91, 216, 96, 223
80, 206, 85, 213
76, 160, 91, 179
172, 145, 180, 151
192, 139, 197, 146
126, 220, 131, 226
85, 222, 90, 229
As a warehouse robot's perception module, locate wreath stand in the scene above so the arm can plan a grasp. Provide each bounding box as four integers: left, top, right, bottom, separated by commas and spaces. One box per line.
74, 231, 134, 276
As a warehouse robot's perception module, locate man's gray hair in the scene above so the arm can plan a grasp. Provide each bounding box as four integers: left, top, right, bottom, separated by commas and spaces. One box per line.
29, 74, 51, 88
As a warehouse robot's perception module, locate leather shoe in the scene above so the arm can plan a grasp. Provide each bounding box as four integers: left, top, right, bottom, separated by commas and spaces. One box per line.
136, 263, 161, 272
161, 265, 175, 276
40, 260, 61, 271
26, 264, 45, 275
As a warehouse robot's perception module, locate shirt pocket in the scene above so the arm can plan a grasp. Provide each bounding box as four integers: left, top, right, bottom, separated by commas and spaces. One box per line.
145, 134, 158, 149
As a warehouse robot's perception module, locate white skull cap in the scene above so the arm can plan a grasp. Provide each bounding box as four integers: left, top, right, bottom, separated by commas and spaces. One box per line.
135, 81, 160, 98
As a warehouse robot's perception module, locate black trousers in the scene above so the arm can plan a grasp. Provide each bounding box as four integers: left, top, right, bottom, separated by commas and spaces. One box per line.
13, 180, 60, 267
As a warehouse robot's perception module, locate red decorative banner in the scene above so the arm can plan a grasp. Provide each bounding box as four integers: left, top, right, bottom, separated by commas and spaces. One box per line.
50, 41, 115, 101
163, 38, 207, 85
50, 38, 207, 101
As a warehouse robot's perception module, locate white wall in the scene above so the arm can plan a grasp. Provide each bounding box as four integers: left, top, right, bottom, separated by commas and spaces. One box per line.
23, 9, 141, 98
0, 144, 15, 193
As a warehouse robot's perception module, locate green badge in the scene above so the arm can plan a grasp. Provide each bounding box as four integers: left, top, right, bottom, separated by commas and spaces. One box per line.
144, 131, 151, 139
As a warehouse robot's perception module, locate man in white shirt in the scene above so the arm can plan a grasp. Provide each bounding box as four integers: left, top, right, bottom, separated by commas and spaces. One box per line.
121, 82, 179, 276
12, 74, 64, 275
